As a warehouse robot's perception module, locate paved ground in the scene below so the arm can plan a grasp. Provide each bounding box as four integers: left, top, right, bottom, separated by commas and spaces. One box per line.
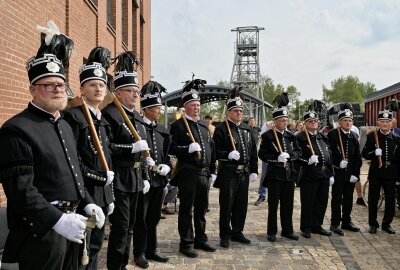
98, 163, 400, 270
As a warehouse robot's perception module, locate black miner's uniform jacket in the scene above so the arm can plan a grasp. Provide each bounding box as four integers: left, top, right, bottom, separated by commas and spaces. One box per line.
296, 131, 333, 182
102, 103, 149, 192
258, 129, 300, 185
143, 121, 171, 187
213, 120, 258, 186
64, 106, 114, 207
0, 103, 93, 262
169, 118, 216, 184
362, 131, 400, 180
327, 128, 361, 181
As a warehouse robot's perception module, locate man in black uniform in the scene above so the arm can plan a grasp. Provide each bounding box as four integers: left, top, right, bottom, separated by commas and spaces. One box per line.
213, 86, 258, 248
64, 47, 115, 269
328, 107, 362, 236
169, 77, 217, 258
102, 52, 151, 270
0, 21, 104, 270
258, 106, 300, 242
362, 109, 400, 234
130, 81, 171, 268
296, 111, 333, 238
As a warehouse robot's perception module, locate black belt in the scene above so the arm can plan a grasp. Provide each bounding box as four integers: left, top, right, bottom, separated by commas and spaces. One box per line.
113, 160, 143, 168
220, 162, 247, 171
181, 162, 209, 173
52, 200, 79, 214
310, 164, 326, 170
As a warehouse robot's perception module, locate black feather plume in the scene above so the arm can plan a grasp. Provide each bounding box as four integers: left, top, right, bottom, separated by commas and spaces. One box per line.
113, 51, 140, 72
87, 47, 111, 70
272, 92, 289, 108
182, 78, 207, 91
307, 100, 326, 113
385, 99, 400, 112
36, 34, 74, 68
340, 102, 353, 111
141, 81, 167, 95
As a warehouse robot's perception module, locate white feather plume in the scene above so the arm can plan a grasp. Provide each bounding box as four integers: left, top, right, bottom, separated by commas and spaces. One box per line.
36, 20, 61, 45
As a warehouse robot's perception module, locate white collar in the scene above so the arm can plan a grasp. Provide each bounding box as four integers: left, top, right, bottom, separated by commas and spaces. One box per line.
184, 113, 199, 122
308, 130, 317, 136
143, 116, 155, 126
228, 118, 241, 126
380, 129, 391, 135
87, 104, 101, 120
30, 101, 61, 120
340, 128, 350, 135
121, 103, 135, 113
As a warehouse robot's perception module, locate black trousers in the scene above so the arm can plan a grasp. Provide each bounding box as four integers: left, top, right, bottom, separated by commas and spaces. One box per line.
129, 186, 165, 257
178, 170, 209, 247
368, 177, 396, 227
17, 228, 79, 270
267, 180, 295, 236
300, 179, 329, 233
218, 171, 249, 240
107, 190, 139, 270
330, 179, 355, 226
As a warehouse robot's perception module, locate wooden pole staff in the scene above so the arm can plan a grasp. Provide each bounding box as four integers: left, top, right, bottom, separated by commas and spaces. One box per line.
109, 91, 150, 158
272, 125, 287, 167
337, 127, 346, 161
225, 118, 236, 151
81, 97, 110, 171
303, 126, 317, 166
373, 128, 383, 168
181, 111, 202, 160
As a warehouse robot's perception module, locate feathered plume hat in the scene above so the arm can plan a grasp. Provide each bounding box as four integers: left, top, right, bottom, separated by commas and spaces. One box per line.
79, 47, 111, 86
181, 74, 206, 106
338, 103, 353, 121
140, 81, 166, 109
27, 20, 74, 84
378, 109, 393, 120
113, 51, 140, 90
226, 86, 244, 111
272, 92, 289, 120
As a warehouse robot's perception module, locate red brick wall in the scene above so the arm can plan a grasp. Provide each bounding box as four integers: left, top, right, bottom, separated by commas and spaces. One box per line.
0, 0, 152, 207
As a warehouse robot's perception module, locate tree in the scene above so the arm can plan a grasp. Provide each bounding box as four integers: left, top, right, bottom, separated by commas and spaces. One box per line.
322, 75, 376, 108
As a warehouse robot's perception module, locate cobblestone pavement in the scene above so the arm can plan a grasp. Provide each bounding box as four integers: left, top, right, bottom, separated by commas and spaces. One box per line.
98, 163, 400, 270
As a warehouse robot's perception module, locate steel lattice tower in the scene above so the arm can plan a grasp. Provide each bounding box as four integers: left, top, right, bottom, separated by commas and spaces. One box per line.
230, 26, 265, 123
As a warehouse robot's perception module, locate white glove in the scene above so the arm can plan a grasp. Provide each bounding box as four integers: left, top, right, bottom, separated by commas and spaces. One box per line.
106, 171, 114, 186
158, 164, 171, 176
84, 203, 105, 229
143, 180, 150, 194
228, 150, 240, 161
278, 154, 288, 163
188, 142, 201, 153
339, 160, 348, 169
349, 175, 358, 183
53, 213, 87, 243
107, 202, 115, 215
329, 176, 335, 186
308, 155, 319, 165
249, 173, 258, 182
145, 156, 156, 167
396, 181, 400, 186
280, 152, 290, 159
375, 148, 382, 156
210, 174, 217, 186
131, 140, 149, 153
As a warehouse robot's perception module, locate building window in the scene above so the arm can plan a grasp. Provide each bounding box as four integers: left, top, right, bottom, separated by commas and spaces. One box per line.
132, 2, 138, 54
122, 0, 128, 45
107, 0, 115, 30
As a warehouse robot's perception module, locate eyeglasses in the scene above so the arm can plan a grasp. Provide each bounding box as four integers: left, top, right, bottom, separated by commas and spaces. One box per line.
307, 120, 319, 123
34, 83, 68, 93
119, 89, 140, 95
231, 110, 243, 114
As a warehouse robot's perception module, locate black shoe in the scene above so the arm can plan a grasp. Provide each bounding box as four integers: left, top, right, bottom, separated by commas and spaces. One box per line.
231, 234, 251, 244
162, 207, 175, 215
267, 235, 276, 242
134, 254, 149, 269
220, 238, 230, 248
255, 197, 265, 206
146, 252, 169, 263
160, 214, 166, 219
311, 228, 332, 236
194, 242, 216, 252
301, 231, 311, 238
281, 233, 299, 241
356, 197, 367, 206
382, 226, 396, 234
206, 208, 211, 212
179, 246, 198, 258
368, 226, 377, 234
341, 222, 360, 232
330, 225, 344, 236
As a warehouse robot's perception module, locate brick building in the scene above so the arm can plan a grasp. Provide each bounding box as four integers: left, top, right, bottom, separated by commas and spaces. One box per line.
0, 0, 152, 207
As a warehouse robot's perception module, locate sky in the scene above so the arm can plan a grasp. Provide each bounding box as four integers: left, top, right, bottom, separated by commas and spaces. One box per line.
151, 0, 400, 101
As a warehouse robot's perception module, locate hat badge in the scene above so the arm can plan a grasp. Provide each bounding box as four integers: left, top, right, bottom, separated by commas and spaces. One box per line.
93, 68, 103, 77
345, 111, 351, 116
283, 110, 287, 115
236, 100, 242, 106
192, 93, 198, 99
46, 62, 60, 73
309, 113, 315, 118
157, 97, 161, 103
383, 113, 389, 118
